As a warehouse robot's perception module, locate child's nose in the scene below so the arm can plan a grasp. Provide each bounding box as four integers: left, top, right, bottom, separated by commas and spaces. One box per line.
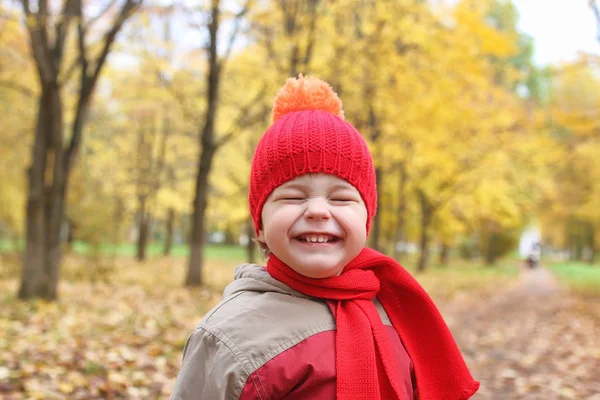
304, 197, 331, 220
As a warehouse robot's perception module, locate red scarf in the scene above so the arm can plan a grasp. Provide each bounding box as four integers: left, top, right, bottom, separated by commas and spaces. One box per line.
267, 247, 479, 400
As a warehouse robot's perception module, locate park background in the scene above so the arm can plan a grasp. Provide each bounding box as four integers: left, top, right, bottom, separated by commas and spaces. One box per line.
0, 0, 599, 398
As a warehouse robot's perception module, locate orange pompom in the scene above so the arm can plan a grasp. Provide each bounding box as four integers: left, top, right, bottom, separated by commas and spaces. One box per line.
272, 74, 344, 122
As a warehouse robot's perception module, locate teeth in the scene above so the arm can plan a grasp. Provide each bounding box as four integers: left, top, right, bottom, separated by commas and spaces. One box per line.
300, 235, 334, 243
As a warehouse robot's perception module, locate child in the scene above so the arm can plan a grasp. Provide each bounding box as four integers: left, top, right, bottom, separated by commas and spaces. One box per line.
170, 75, 479, 399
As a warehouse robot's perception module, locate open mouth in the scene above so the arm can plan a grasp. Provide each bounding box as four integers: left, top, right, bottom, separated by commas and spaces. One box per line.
295, 234, 340, 243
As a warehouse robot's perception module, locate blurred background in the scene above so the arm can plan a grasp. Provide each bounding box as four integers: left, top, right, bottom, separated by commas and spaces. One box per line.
0, 0, 599, 398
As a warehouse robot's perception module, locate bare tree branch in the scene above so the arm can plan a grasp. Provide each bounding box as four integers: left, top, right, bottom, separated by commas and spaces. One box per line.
53, 0, 78, 71
301, 0, 318, 72
65, 0, 144, 174
76, 3, 89, 77
226, 169, 248, 192
0, 80, 34, 97
84, 0, 119, 31
90, 0, 142, 87
215, 84, 268, 149
59, 57, 80, 86
224, 167, 253, 199
21, 0, 32, 15
254, 25, 285, 75
157, 71, 200, 122
40, 0, 48, 16
21, 0, 55, 83
221, 0, 251, 63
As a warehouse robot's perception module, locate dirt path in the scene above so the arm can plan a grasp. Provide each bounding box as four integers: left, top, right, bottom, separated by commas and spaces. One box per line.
442, 266, 600, 399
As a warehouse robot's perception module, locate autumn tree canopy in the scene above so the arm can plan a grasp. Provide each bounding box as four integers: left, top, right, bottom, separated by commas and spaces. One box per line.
0, 0, 597, 298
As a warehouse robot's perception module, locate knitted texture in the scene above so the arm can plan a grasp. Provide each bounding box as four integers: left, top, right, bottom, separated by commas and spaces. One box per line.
267, 248, 480, 400
272, 74, 344, 122
249, 76, 377, 234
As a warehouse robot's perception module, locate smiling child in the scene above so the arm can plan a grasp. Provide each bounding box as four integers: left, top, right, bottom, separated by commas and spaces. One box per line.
170, 75, 479, 400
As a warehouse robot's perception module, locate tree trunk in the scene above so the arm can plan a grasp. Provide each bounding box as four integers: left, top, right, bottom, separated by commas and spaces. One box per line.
187, 147, 215, 285
280, 0, 319, 77
18, 0, 140, 300
416, 192, 433, 273
485, 231, 498, 266
439, 243, 449, 265
585, 222, 595, 264
590, 224, 596, 265
163, 208, 175, 256
370, 167, 383, 251
19, 86, 65, 300
223, 227, 237, 245
393, 161, 407, 260
112, 197, 125, 247
364, 86, 382, 251
568, 230, 576, 261
136, 197, 150, 262
66, 219, 76, 251
186, 0, 222, 287
575, 232, 584, 261
245, 119, 259, 265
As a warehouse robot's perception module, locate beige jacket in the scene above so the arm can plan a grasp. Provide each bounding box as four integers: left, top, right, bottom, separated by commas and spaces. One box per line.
170, 263, 416, 399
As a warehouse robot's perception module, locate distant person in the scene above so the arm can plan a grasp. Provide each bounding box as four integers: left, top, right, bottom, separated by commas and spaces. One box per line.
170, 76, 479, 399
527, 242, 541, 269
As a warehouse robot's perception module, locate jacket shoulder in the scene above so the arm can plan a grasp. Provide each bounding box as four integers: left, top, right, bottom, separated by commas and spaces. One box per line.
200, 286, 336, 371
170, 326, 249, 400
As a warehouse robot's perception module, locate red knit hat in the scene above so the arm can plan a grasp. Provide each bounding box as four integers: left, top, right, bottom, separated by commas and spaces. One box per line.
249, 75, 377, 235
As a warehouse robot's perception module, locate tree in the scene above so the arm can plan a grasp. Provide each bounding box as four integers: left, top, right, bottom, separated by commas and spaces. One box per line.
541, 58, 600, 263
186, 0, 261, 286
0, 8, 35, 246
18, 0, 142, 300
404, 0, 523, 271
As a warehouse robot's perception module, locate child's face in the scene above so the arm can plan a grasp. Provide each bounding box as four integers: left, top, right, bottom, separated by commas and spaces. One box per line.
258, 173, 368, 278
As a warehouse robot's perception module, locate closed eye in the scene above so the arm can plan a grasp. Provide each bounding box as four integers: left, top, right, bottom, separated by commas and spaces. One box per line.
330, 189, 360, 203
330, 198, 355, 203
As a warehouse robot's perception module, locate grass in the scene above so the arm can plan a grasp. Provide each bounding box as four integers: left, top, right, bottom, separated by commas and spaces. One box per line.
71, 241, 248, 261
0, 239, 248, 261
0, 238, 22, 251
549, 261, 600, 297
404, 257, 520, 301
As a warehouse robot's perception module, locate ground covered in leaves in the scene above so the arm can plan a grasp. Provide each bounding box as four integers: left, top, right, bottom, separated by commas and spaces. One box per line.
444, 268, 600, 400
0, 254, 598, 399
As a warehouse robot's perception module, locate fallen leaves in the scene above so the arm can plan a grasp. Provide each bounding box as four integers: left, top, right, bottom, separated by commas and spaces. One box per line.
0, 257, 223, 399
443, 268, 600, 399
1, 258, 598, 399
